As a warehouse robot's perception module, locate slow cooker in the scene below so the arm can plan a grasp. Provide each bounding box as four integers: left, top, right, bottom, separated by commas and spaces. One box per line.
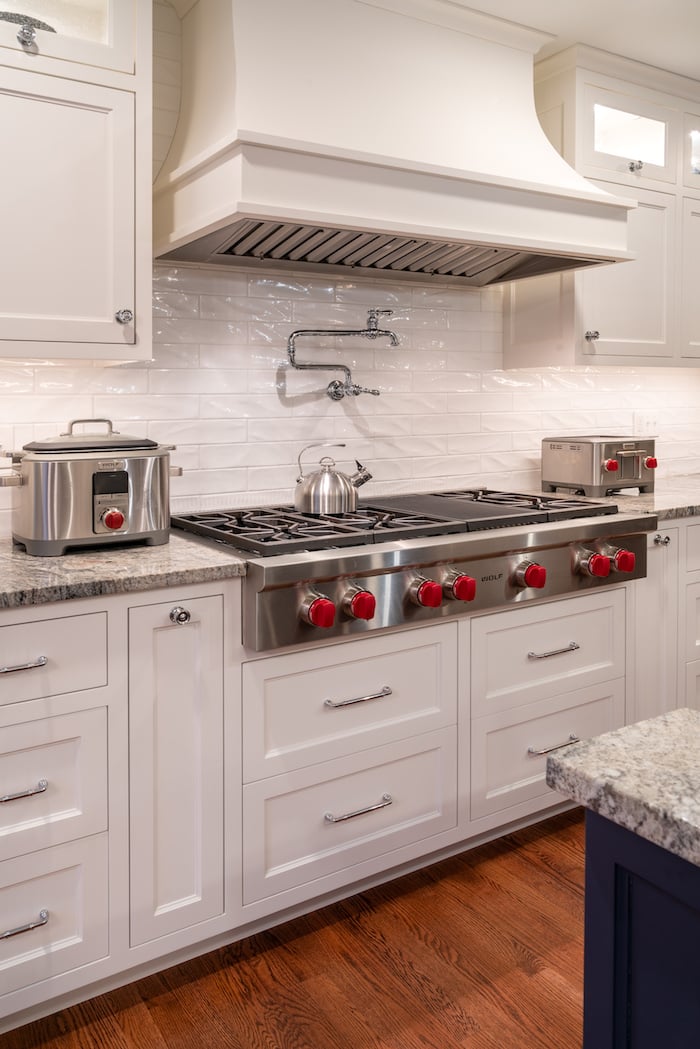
0, 418, 177, 556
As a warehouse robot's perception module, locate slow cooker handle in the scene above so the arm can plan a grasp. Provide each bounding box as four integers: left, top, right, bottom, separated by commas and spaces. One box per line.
60, 418, 120, 436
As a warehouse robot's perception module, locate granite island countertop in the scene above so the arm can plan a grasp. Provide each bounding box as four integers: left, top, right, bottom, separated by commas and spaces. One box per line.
546, 707, 700, 867
0, 532, 246, 609
585, 473, 700, 519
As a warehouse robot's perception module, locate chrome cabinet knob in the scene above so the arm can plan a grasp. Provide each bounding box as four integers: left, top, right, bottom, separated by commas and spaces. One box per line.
628, 160, 644, 172
115, 309, 134, 324
584, 330, 600, 342
17, 23, 36, 47
169, 606, 191, 625
654, 534, 671, 546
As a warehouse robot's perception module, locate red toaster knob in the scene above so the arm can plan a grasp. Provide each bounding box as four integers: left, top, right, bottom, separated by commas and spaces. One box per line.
514, 561, 547, 589
102, 508, 125, 530
410, 578, 443, 607
613, 549, 636, 573
644, 456, 658, 469
344, 589, 376, 621
603, 458, 619, 473
301, 596, 336, 628
447, 573, 477, 602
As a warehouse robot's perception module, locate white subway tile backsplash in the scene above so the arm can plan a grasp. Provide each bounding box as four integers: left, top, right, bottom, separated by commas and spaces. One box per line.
2, 260, 700, 541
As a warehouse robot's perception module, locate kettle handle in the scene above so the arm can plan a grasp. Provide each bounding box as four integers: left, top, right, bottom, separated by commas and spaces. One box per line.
297, 441, 346, 477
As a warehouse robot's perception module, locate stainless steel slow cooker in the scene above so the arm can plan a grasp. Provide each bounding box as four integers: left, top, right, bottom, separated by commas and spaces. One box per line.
0, 418, 177, 556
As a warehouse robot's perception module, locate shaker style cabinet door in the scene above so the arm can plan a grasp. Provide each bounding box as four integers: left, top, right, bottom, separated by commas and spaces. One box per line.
0, 66, 135, 355
128, 595, 225, 946
0, 2, 135, 74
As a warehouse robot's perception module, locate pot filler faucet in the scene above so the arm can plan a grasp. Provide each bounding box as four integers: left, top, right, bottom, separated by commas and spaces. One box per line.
286, 308, 399, 400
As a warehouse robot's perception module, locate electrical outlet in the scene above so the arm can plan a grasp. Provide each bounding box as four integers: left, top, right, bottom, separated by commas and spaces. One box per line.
634, 411, 659, 436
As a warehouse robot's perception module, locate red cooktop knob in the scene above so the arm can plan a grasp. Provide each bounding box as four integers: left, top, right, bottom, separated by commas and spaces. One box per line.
645, 456, 658, 469
413, 579, 443, 608
346, 590, 376, 621
449, 574, 477, 602
603, 458, 619, 473
587, 553, 611, 578
304, 597, 336, 629
614, 549, 636, 573
102, 508, 125, 530
514, 562, 547, 589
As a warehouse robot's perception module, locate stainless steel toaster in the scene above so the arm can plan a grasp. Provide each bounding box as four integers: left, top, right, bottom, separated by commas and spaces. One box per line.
541, 435, 657, 497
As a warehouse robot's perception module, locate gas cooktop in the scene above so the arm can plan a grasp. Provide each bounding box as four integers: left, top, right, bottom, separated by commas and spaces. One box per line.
170, 488, 618, 556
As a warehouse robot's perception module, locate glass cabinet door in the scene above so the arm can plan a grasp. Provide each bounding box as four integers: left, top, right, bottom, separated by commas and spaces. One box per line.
582, 85, 680, 184
683, 112, 700, 192
0, 1, 134, 73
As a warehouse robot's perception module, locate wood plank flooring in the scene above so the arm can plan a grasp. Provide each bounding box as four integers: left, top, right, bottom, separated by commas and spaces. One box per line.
4, 809, 585, 1049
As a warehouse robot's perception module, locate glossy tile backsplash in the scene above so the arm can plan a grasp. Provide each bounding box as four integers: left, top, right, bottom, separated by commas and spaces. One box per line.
2, 261, 700, 538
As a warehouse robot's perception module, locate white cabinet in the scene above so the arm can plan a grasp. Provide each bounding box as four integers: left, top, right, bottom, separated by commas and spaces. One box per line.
0, 2, 135, 74
505, 47, 700, 369
0, 2, 151, 360
128, 593, 225, 945
628, 527, 679, 723
241, 624, 460, 917
469, 591, 626, 829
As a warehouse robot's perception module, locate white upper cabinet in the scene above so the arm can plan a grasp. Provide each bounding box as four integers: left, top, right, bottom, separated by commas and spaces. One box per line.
505, 46, 700, 369
0, 1, 151, 361
0, 1, 134, 74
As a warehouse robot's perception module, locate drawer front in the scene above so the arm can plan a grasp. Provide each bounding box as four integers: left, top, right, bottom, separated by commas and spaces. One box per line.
243, 729, 457, 903
242, 624, 457, 781
0, 708, 107, 862
470, 680, 625, 822
0, 834, 108, 997
0, 613, 107, 706
471, 591, 625, 716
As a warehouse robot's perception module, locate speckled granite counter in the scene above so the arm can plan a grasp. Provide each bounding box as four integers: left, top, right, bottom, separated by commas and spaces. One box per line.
0, 532, 246, 609
546, 707, 700, 867
590, 473, 700, 519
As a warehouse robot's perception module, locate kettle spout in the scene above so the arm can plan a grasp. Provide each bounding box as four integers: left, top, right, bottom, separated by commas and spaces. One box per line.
351, 460, 372, 488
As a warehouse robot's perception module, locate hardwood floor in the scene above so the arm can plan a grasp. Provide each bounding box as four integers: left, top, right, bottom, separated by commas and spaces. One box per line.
4, 809, 585, 1049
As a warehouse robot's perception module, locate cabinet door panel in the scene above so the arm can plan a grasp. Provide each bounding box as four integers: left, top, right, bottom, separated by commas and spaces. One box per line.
579, 183, 675, 359
129, 595, 224, 945
0, 67, 134, 347
0, 3, 135, 73
680, 197, 700, 359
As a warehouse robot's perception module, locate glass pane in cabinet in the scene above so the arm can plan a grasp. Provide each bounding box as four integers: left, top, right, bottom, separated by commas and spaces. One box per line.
593, 104, 666, 166
689, 128, 700, 175
2, 0, 108, 45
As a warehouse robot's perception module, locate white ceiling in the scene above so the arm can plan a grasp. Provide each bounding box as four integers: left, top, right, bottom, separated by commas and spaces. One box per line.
461, 1, 700, 82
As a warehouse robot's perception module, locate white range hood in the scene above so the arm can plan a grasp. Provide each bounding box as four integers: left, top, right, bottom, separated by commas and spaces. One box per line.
153, 0, 634, 286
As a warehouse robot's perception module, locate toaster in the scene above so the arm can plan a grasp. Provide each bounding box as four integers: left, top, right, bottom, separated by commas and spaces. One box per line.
541, 435, 657, 497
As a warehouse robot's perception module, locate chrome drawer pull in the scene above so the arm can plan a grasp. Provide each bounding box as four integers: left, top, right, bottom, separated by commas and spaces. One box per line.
324, 685, 392, 709
0, 654, 48, 675
527, 734, 581, 757
1, 778, 48, 804
527, 641, 580, 660
1, 909, 49, 940
324, 793, 393, 823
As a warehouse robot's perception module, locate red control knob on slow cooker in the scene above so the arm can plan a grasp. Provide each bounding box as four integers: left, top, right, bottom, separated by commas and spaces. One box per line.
305, 597, 336, 629
613, 549, 636, 573
517, 562, 547, 589
102, 508, 125, 530
449, 574, 477, 602
603, 459, 619, 473
415, 580, 443, 607
346, 590, 376, 621
645, 456, 658, 469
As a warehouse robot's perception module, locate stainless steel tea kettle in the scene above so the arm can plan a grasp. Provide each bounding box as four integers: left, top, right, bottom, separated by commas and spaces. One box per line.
294, 442, 372, 514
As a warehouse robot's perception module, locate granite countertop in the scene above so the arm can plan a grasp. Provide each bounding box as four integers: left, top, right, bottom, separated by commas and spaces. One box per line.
0, 532, 246, 609
546, 707, 700, 867
592, 473, 700, 520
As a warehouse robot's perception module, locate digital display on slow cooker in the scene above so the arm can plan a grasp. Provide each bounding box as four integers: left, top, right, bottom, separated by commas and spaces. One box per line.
93, 470, 129, 495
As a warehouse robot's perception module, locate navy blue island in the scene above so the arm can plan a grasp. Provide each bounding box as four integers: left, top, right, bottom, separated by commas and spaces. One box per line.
546, 707, 700, 1049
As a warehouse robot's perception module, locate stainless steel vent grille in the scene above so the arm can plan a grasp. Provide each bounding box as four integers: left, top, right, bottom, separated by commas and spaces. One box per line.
161, 218, 604, 287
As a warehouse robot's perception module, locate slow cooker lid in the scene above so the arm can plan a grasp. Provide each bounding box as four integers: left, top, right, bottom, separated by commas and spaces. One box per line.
23, 418, 159, 453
